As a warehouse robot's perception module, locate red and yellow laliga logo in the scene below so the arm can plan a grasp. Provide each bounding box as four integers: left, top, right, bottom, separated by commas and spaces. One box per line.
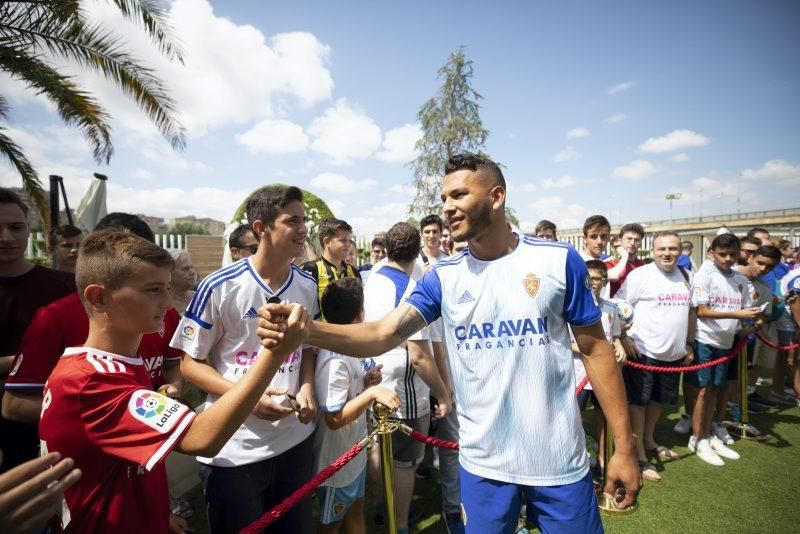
523, 273, 540, 298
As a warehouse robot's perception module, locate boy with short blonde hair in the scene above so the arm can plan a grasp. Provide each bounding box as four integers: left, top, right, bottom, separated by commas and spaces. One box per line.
39, 231, 308, 533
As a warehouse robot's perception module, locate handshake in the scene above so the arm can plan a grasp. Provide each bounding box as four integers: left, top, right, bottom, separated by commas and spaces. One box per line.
256, 302, 311, 350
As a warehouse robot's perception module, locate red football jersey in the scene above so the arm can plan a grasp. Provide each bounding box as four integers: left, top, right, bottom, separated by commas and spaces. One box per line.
5, 293, 182, 391
604, 258, 646, 298
40, 347, 196, 533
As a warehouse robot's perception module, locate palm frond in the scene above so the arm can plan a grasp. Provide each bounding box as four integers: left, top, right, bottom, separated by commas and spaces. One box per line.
0, 45, 113, 162
106, 0, 184, 63
0, 124, 49, 228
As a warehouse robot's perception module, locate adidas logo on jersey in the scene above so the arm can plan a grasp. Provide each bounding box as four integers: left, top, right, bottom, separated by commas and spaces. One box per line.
457, 290, 475, 304
242, 307, 259, 320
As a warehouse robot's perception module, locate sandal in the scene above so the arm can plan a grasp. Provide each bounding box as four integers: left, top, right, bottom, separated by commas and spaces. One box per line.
639, 460, 662, 482
648, 445, 680, 462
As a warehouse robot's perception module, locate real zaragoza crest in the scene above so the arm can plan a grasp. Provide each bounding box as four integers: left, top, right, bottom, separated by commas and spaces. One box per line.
523, 273, 540, 298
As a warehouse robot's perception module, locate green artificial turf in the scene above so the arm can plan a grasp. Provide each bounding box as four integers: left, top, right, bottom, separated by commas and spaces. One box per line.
185, 387, 800, 533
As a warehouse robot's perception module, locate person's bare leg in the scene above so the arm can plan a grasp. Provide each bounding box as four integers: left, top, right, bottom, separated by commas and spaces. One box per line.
318, 519, 344, 534
628, 405, 645, 462
702, 387, 719, 438
594, 408, 607, 469
368, 444, 383, 518
684, 382, 699, 416
692, 386, 708, 438
715, 381, 733, 421
394, 465, 417, 530
791, 349, 800, 395
772, 350, 789, 396
343, 498, 366, 534
643, 402, 664, 450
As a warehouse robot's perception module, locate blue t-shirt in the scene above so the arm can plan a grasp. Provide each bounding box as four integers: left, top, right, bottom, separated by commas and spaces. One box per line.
676, 254, 692, 271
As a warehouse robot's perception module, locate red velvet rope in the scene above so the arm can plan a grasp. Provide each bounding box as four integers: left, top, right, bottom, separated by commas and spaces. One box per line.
576, 375, 590, 396
240, 440, 365, 533
407, 427, 460, 450
623, 336, 747, 373
755, 332, 800, 351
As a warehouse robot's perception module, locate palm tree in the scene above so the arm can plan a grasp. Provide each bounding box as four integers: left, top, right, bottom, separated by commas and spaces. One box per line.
0, 0, 187, 226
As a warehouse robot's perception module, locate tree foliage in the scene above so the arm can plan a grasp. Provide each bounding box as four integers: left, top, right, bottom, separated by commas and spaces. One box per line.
409, 47, 488, 216
0, 0, 186, 227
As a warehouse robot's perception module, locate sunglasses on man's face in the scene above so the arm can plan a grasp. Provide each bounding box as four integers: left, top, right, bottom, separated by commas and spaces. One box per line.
236, 244, 258, 254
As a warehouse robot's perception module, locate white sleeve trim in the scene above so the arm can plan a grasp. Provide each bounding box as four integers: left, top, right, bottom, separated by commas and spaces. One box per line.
145, 410, 196, 471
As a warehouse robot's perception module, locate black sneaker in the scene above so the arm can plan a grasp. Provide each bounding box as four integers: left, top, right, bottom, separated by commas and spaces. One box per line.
749, 392, 777, 408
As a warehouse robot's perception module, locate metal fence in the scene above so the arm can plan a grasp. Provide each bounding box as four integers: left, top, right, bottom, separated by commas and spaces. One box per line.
26, 232, 187, 259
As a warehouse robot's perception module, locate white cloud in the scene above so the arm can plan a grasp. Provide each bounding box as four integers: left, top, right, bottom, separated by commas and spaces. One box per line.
607, 80, 636, 95
639, 129, 710, 153
741, 160, 800, 188
611, 160, 657, 181
507, 182, 537, 194
309, 172, 378, 194
671, 153, 690, 163
71, 0, 334, 137
132, 168, 154, 181
566, 127, 590, 139
137, 141, 211, 172
542, 175, 577, 189
308, 99, 382, 164
553, 146, 580, 163
376, 124, 422, 163
389, 183, 417, 196
605, 113, 628, 123
527, 195, 588, 230
235, 119, 309, 154
344, 202, 410, 238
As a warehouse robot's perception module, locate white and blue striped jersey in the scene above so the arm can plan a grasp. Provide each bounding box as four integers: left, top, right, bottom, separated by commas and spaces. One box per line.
405, 235, 601, 486
169, 257, 320, 466
363, 265, 431, 419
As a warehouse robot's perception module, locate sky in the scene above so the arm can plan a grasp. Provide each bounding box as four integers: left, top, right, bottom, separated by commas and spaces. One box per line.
1, 0, 799, 235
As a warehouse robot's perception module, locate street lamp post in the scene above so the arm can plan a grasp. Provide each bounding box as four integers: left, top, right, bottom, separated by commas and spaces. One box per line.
665, 193, 681, 228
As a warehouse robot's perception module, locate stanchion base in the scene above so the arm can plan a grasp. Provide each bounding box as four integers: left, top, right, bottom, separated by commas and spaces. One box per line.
724, 421, 771, 442
597, 491, 638, 514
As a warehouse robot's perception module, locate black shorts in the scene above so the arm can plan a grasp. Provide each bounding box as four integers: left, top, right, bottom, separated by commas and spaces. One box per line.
623, 356, 682, 406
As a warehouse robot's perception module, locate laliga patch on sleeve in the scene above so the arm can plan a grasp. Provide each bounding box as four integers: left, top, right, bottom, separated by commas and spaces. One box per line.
128, 389, 187, 434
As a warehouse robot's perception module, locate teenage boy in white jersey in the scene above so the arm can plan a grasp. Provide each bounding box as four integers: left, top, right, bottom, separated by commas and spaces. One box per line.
617, 232, 695, 481
172, 185, 319, 533
687, 233, 761, 467
258, 153, 640, 533
365, 222, 451, 534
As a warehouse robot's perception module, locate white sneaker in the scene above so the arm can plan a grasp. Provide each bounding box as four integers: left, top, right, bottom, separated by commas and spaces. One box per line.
710, 436, 740, 460
695, 438, 725, 466
674, 414, 692, 435
688, 434, 698, 452
712, 422, 735, 445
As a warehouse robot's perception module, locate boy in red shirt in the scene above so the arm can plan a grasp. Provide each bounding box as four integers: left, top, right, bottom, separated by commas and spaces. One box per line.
39, 230, 309, 533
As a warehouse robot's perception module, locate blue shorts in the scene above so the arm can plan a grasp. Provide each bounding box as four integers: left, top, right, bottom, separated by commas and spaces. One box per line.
459, 466, 602, 534
318, 466, 367, 525
686, 341, 730, 388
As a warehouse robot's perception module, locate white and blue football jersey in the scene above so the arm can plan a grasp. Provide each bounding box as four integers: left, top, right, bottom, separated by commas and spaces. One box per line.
405, 235, 601, 486
170, 257, 320, 466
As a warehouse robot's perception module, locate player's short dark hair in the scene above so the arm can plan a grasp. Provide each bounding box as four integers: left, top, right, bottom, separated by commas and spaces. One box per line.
746, 227, 769, 239
95, 212, 155, 243
756, 245, 781, 262
445, 153, 506, 190
321, 277, 363, 325
420, 214, 443, 232
710, 233, 741, 251
619, 223, 645, 239
47, 224, 82, 248
385, 222, 421, 263
582, 215, 610, 236
741, 236, 762, 247
371, 237, 385, 249
246, 185, 303, 228
76, 230, 173, 314
230, 223, 255, 248
535, 219, 556, 235
318, 217, 352, 247
0, 187, 29, 218
585, 259, 608, 273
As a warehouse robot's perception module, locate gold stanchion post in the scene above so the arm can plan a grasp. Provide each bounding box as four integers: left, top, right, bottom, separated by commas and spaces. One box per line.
597, 420, 637, 514
738, 345, 764, 440
375, 403, 398, 534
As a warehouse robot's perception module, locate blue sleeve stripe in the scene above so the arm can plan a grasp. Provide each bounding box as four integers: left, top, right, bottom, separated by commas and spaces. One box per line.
563, 246, 602, 326
404, 269, 442, 324
376, 266, 411, 307
184, 310, 213, 330
292, 265, 317, 283
434, 251, 468, 267
522, 237, 570, 249
187, 263, 249, 317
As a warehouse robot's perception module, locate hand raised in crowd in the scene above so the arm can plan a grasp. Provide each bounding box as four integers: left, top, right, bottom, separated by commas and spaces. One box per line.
256, 302, 297, 348
295, 383, 318, 424
252, 387, 295, 421
0, 452, 82, 532
432, 394, 452, 419
363, 363, 383, 387
612, 339, 627, 364
620, 336, 640, 361
735, 307, 764, 321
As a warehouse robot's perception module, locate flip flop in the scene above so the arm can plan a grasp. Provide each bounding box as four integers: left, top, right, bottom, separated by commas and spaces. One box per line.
639, 460, 662, 482
648, 445, 680, 462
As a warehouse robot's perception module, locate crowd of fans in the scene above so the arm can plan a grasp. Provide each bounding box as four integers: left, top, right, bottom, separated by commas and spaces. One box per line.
1, 162, 799, 534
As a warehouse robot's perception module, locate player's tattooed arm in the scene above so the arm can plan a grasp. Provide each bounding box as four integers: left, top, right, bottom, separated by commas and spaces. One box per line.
392, 305, 427, 339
